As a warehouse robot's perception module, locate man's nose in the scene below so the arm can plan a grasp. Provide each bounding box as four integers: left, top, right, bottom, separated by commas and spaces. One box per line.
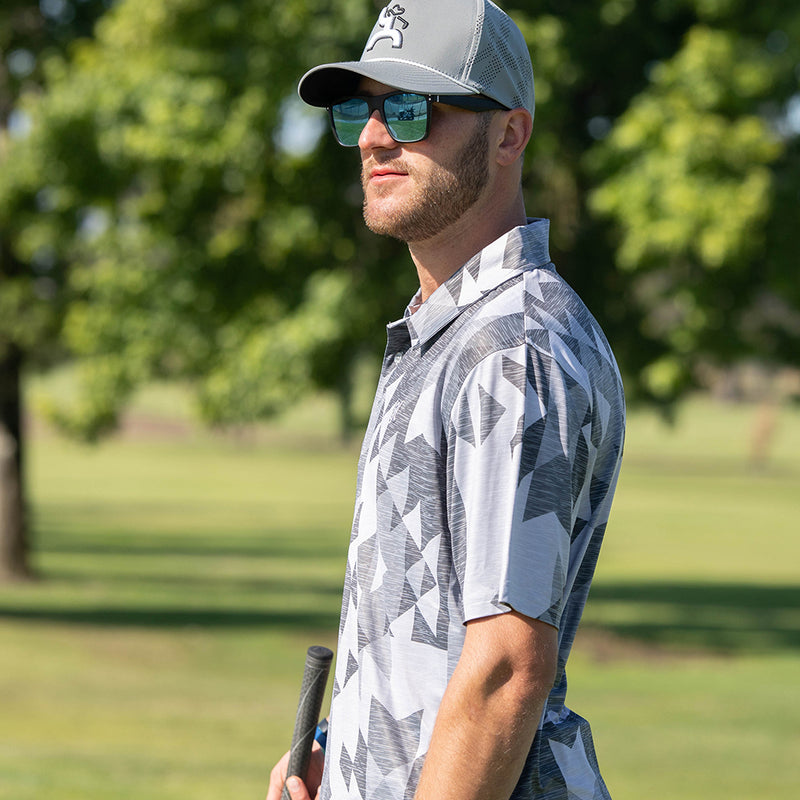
358, 109, 397, 150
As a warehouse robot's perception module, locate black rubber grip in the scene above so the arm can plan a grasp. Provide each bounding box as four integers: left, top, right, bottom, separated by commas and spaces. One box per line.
281, 645, 333, 800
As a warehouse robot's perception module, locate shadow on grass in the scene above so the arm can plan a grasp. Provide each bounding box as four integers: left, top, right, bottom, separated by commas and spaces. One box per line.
584, 581, 800, 654
1, 580, 797, 656
34, 527, 350, 560
39, 568, 347, 597
0, 605, 340, 631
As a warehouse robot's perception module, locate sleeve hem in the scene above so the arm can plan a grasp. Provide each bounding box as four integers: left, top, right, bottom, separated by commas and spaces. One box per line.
462, 598, 562, 630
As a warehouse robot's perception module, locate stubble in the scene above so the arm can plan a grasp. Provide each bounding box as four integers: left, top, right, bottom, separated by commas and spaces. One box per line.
361, 113, 492, 244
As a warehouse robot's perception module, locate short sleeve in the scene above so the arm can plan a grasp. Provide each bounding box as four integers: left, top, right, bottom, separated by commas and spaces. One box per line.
446, 341, 588, 628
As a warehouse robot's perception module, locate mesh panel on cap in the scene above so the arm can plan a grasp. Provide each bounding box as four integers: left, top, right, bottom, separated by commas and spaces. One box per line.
466, 6, 532, 111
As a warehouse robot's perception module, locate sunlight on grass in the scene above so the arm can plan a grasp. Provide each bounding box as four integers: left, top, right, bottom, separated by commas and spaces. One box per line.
602, 396, 799, 583
1, 389, 798, 799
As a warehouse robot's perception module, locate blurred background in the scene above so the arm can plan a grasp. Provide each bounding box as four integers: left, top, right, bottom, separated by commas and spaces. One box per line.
0, 0, 798, 797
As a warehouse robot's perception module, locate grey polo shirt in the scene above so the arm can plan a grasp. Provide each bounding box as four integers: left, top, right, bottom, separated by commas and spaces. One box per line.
321, 218, 625, 800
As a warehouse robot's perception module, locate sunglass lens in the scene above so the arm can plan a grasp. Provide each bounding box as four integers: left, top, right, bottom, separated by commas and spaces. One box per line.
330, 93, 430, 146
384, 93, 428, 142
331, 98, 370, 146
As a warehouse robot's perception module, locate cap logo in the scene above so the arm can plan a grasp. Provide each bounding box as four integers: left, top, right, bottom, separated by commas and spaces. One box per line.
365, 4, 409, 51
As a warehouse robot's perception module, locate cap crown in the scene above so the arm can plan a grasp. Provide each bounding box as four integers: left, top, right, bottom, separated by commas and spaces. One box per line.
297, 0, 534, 118
359, 0, 533, 114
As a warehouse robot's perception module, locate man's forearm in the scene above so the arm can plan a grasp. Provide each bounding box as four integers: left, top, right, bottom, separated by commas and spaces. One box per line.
413, 612, 558, 800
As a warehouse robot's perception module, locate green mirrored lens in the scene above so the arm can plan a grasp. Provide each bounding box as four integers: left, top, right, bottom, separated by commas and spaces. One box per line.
384, 94, 428, 142
332, 98, 370, 146
331, 93, 430, 146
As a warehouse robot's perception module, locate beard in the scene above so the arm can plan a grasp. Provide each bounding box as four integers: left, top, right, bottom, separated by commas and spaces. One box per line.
361, 113, 492, 243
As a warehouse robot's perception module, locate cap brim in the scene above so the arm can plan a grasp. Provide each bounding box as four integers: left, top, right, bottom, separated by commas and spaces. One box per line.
298, 60, 477, 107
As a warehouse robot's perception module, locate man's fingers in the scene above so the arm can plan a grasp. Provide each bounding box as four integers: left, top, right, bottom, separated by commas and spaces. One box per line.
266, 750, 291, 800
266, 742, 324, 800
286, 776, 312, 800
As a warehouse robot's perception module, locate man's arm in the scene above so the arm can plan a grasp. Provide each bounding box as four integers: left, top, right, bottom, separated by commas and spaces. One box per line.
414, 610, 558, 800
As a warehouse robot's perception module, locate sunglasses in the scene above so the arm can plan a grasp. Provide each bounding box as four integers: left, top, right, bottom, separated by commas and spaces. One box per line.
327, 91, 507, 147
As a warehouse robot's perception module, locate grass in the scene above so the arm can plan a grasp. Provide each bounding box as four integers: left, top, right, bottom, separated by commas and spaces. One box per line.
571, 397, 800, 798
1, 386, 798, 798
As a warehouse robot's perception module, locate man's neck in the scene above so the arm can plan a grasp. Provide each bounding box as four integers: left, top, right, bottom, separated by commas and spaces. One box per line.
407, 189, 527, 303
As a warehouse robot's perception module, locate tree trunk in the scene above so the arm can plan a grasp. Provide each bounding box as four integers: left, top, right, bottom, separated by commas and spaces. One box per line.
748, 397, 777, 471
0, 345, 32, 581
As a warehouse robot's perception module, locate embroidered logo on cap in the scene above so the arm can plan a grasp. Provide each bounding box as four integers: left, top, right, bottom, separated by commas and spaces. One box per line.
366, 4, 409, 51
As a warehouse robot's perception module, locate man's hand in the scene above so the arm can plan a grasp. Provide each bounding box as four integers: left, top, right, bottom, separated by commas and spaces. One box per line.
266, 743, 325, 800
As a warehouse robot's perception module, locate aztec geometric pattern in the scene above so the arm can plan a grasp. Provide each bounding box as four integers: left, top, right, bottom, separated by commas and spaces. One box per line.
320, 219, 625, 800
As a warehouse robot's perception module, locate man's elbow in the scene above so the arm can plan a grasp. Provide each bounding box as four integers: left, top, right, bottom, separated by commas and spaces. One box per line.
470, 613, 559, 710
505, 646, 557, 709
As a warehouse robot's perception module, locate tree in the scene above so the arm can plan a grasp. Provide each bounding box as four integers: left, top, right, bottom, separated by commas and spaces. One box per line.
0, 0, 414, 578
587, 4, 800, 405
509, 1, 800, 412
2, 0, 799, 580
0, 0, 110, 580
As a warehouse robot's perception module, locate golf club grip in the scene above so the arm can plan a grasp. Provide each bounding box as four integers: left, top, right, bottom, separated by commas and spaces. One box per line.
281, 645, 333, 800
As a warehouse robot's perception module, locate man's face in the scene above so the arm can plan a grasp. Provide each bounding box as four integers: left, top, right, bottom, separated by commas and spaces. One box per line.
357, 79, 492, 244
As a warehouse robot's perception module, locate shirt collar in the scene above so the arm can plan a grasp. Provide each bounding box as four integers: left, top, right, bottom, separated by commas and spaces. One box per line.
401, 218, 552, 347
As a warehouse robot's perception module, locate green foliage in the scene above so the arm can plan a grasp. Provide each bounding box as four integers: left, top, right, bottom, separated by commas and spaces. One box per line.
197, 271, 354, 424
589, 27, 780, 270
0, 1, 110, 370
587, 13, 800, 400
2, 0, 800, 432
0, 276, 56, 356
2, 0, 408, 438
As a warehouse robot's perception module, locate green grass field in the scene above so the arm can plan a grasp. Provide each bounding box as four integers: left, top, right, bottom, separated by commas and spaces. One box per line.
1, 389, 798, 798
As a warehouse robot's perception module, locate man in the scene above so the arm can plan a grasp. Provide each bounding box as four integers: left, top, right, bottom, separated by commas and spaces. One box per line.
268, 2, 625, 799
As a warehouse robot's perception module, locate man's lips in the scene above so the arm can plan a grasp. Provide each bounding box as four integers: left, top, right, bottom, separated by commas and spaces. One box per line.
368, 165, 409, 182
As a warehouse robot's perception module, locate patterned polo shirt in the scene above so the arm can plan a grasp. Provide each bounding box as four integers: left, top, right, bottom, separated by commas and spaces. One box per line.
321, 218, 625, 800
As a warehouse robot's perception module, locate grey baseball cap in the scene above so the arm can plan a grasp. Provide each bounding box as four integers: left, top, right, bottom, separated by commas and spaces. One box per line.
298, 0, 534, 118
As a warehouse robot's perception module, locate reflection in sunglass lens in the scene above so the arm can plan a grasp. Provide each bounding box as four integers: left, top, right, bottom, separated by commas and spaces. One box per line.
384, 94, 428, 142
331, 92, 430, 146
331, 98, 371, 146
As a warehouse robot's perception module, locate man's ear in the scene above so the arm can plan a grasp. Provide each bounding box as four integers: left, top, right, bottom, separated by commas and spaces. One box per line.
494, 108, 533, 167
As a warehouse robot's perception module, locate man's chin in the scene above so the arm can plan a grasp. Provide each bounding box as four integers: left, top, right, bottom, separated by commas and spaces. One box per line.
363, 200, 408, 240
362, 192, 460, 244
363, 215, 407, 241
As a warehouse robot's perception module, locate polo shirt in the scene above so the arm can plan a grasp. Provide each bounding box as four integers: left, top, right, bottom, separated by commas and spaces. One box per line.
321, 218, 625, 800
